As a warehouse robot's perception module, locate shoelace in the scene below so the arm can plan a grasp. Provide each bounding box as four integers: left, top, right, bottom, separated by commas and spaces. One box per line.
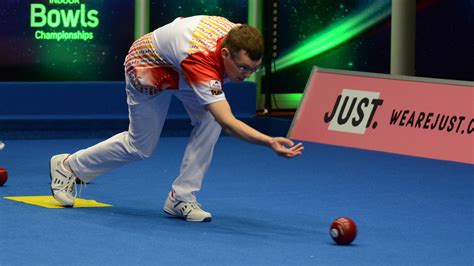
63, 177, 86, 199
61, 155, 87, 199
176, 201, 202, 211
74, 179, 87, 198
187, 202, 202, 210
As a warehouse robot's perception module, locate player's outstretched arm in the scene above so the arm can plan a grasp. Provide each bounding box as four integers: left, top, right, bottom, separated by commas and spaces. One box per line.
207, 100, 303, 158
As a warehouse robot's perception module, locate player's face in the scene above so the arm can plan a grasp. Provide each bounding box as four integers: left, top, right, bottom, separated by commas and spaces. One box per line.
222, 48, 262, 83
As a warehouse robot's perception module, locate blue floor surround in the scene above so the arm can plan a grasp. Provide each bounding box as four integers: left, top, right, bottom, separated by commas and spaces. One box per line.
0, 130, 472, 265
0, 82, 472, 265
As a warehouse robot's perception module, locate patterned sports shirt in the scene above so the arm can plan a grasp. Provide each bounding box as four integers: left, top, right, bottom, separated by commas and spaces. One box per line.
124, 16, 238, 105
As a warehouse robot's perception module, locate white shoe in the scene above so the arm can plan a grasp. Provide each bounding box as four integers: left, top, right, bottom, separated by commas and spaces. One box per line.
163, 192, 212, 222
50, 154, 76, 207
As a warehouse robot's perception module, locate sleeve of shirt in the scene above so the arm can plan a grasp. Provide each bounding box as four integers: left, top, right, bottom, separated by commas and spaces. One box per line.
180, 53, 226, 106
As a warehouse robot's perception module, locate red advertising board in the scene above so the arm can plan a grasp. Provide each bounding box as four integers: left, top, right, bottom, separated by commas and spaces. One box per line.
288, 67, 474, 164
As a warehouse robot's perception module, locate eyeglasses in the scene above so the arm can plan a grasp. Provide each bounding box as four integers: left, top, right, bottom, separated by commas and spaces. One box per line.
230, 55, 261, 74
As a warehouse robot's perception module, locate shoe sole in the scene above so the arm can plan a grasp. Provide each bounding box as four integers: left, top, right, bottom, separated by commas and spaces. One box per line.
163, 208, 211, 222
49, 155, 73, 208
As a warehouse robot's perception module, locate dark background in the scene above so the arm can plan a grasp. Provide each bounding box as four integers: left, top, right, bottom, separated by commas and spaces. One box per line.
271, 0, 473, 93
0, 0, 134, 81
0, 0, 472, 94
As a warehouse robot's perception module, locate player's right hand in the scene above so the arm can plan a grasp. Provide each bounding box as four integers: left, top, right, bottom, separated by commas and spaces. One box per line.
270, 137, 304, 158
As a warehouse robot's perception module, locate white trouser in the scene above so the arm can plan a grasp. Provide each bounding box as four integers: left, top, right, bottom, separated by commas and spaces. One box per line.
67, 78, 222, 202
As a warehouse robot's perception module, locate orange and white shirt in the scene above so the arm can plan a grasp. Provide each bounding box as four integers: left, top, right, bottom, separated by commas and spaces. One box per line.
124, 16, 238, 105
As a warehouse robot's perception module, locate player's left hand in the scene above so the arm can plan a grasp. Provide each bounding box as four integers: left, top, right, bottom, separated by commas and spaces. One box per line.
270, 137, 304, 158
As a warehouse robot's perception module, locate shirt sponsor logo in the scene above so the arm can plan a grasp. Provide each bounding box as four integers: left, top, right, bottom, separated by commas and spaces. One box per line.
209, 80, 223, 96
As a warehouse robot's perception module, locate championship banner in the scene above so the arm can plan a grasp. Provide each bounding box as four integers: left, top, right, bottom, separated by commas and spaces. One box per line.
288, 67, 474, 164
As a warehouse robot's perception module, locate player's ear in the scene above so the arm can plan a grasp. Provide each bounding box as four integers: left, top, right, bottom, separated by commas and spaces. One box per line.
221, 47, 231, 58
